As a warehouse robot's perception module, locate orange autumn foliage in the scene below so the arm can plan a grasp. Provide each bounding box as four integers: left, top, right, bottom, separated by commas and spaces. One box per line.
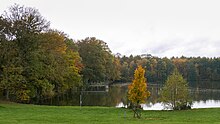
128, 66, 150, 105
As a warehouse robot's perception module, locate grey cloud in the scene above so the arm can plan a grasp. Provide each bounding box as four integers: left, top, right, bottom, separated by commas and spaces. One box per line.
139, 37, 220, 58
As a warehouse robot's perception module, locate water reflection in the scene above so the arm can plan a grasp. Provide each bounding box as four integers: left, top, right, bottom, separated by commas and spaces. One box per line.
117, 100, 220, 110
116, 85, 220, 110
192, 100, 220, 109
42, 84, 220, 110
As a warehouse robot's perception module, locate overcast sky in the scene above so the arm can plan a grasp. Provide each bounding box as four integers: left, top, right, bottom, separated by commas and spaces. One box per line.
1, 0, 220, 57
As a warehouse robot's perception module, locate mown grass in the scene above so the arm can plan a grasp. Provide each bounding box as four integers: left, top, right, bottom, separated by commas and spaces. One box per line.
0, 102, 220, 124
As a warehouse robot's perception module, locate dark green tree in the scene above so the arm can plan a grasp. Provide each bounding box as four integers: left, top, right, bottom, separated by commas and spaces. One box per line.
0, 4, 82, 103
77, 37, 118, 84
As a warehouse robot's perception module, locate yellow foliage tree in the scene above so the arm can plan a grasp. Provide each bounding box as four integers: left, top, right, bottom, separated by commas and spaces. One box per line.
128, 66, 150, 118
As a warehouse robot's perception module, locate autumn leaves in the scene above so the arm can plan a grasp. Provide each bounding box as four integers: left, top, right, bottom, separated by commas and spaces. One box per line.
128, 66, 150, 118
128, 66, 190, 118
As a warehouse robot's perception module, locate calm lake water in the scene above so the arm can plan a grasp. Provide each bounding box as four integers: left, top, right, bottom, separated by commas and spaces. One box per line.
47, 84, 220, 110
116, 85, 220, 110
117, 100, 220, 110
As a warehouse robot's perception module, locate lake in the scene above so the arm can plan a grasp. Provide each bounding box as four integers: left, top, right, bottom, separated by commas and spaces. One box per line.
117, 100, 220, 110
45, 84, 220, 110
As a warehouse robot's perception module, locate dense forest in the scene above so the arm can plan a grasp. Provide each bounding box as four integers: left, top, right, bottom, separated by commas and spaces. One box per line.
1, 5, 220, 104
117, 54, 220, 89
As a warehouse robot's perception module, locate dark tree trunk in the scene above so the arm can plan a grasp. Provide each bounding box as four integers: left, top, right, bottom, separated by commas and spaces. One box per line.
132, 105, 141, 118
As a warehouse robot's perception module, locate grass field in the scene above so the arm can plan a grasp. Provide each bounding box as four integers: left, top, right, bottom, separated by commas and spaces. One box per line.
0, 102, 220, 124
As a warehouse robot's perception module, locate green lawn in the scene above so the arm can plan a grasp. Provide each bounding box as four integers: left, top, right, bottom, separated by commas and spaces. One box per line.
0, 102, 220, 124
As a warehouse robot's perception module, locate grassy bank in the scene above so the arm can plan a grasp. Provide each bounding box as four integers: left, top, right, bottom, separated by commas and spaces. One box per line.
0, 102, 220, 124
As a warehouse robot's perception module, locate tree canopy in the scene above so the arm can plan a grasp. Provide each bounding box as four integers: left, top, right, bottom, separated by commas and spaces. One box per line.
160, 68, 191, 110
77, 37, 120, 85
0, 4, 82, 103
128, 66, 150, 118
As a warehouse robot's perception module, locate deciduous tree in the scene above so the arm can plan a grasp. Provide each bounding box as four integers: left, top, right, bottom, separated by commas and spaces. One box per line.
160, 68, 191, 110
77, 37, 119, 84
128, 66, 150, 118
0, 4, 82, 103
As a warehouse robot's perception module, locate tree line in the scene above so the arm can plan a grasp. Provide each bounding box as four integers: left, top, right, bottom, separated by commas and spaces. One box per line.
1, 4, 220, 103
117, 54, 220, 89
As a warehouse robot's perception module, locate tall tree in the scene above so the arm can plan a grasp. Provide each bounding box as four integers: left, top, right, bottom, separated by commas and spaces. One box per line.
36, 30, 82, 103
77, 37, 117, 84
128, 66, 150, 118
0, 4, 50, 102
0, 4, 82, 103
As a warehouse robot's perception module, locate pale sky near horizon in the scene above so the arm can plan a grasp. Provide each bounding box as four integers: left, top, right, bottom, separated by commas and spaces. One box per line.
1, 0, 220, 57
